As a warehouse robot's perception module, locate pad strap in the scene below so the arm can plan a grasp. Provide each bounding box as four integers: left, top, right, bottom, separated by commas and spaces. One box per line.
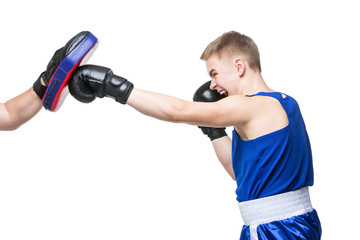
33, 73, 47, 99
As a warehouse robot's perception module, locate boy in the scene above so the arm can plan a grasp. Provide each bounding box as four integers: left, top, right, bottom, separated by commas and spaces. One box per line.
69, 31, 322, 240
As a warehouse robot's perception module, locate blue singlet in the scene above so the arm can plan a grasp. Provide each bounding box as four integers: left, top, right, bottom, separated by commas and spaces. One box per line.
232, 92, 321, 239
232, 92, 314, 202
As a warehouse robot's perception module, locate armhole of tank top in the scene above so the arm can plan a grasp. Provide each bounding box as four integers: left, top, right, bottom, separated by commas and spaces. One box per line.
274, 94, 290, 128
247, 92, 287, 109
245, 92, 290, 137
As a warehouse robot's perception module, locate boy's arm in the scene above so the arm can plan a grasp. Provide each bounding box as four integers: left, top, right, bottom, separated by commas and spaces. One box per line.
69, 64, 254, 127
127, 88, 204, 124
0, 88, 42, 131
127, 88, 252, 127
211, 136, 235, 180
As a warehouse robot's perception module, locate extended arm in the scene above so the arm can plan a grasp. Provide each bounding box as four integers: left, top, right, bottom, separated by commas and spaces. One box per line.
69, 65, 254, 127
127, 88, 202, 124
68, 65, 234, 127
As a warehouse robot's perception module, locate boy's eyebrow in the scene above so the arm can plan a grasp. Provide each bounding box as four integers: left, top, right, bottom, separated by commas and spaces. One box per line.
209, 69, 215, 77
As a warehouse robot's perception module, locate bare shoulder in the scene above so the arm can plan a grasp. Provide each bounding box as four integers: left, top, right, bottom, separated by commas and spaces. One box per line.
202, 94, 271, 128
232, 93, 289, 140
187, 93, 288, 132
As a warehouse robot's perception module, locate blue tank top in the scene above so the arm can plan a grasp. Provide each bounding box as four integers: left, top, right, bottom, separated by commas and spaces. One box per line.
232, 92, 314, 202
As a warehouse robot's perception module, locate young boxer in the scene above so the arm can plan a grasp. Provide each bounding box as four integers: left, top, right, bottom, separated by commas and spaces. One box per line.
69, 31, 321, 240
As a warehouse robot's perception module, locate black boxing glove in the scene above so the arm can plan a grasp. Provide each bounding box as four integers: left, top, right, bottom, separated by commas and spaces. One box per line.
193, 80, 227, 141
68, 64, 133, 104
193, 80, 227, 103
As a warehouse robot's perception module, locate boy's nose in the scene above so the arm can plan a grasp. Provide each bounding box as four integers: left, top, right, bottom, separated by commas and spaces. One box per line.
210, 79, 217, 90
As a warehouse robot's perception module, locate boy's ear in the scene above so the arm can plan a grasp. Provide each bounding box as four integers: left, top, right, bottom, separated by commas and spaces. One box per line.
235, 58, 246, 77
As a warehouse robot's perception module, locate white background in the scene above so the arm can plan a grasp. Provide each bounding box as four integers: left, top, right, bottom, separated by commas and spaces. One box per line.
0, 0, 359, 239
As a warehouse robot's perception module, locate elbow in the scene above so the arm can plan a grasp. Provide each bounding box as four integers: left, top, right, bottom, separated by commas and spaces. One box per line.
1, 123, 21, 131
163, 101, 187, 123
165, 109, 182, 123
1, 104, 23, 131
227, 167, 236, 181
0, 115, 22, 131
6, 119, 22, 130
168, 111, 181, 123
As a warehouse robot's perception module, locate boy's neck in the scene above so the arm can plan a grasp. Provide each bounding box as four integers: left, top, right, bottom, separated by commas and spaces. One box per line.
239, 72, 272, 96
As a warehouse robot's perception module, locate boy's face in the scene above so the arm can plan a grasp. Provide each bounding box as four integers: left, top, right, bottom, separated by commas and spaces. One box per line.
206, 54, 239, 96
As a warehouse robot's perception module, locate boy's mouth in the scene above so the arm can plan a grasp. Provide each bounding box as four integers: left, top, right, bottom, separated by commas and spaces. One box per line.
219, 90, 228, 96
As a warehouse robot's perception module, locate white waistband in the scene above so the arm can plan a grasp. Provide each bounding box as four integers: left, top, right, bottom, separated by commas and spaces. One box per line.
238, 187, 313, 226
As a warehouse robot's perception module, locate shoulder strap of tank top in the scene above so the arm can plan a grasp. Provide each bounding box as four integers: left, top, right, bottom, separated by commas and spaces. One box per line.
246, 92, 288, 112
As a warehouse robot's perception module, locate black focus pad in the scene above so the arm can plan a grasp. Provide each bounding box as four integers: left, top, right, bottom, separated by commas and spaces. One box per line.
193, 80, 226, 102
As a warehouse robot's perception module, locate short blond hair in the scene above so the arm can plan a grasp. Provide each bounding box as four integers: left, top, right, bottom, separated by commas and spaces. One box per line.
200, 31, 261, 72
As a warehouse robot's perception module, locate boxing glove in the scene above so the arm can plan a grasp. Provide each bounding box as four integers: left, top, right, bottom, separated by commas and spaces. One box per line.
69, 64, 133, 104
193, 80, 227, 141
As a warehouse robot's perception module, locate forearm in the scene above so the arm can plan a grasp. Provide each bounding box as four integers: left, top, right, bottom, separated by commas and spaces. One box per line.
127, 88, 190, 123
0, 88, 42, 130
211, 135, 235, 180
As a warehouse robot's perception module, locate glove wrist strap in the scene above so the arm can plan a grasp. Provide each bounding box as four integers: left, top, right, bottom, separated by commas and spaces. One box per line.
106, 75, 134, 104
208, 128, 227, 141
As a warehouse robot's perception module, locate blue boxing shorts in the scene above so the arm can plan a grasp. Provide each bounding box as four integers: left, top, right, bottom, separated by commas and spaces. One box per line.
238, 188, 322, 240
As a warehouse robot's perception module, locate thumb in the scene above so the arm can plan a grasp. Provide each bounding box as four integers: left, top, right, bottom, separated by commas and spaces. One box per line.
68, 68, 96, 103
